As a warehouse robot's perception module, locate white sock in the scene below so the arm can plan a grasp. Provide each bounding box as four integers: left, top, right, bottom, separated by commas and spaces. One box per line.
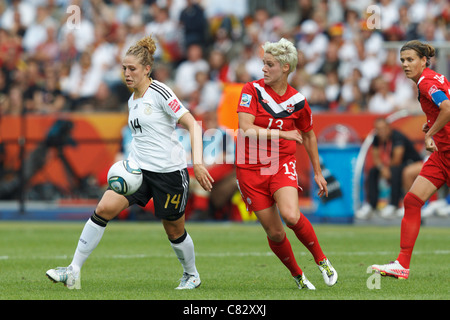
70, 218, 105, 274
170, 232, 198, 276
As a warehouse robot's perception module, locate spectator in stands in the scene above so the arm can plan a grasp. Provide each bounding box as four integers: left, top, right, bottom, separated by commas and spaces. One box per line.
58, 12, 95, 53
297, 19, 328, 76
324, 69, 341, 110
328, 22, 358, 81
179, 0, 209, 49
357, 117, 423, 219
381, 49, 404, 92
340, 68, 368, 112
353, 36, 381, 86
174, 43, 209, 101
396, 4, 419, 41
229, 42, 264, 82
193, 70, 223, 114
5, 84, 22, 115
90, 22, 117, 82
296, 0, 315, 25
318, 40, 340, 75
145, 6, 181, 63
57, 31, 79, 66
367, 76, 399, 113
379, 0, 400, 30
62, 50, 103, 111
1, 0, 36, 33
307, 74, 329, 112
22, 4, 57, 54
23, 63, 66, 114
417, 18, 447, 43
0, 28, 22, 74
32, 23, 60, 63
208, 49, 231, 83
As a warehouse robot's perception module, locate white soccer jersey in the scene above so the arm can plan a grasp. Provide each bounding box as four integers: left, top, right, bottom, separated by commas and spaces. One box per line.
127, 80, 190, 172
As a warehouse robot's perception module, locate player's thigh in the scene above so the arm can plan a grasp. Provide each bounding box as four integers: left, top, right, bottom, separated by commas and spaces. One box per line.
409, 175, 438, 203
96, 189, 130, 220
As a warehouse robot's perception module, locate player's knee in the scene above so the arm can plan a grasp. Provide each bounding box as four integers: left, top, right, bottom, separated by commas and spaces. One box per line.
95, 203, 119, 221
403, 192, 424, 210
281, 210, 300, 226
267, 229, 286, 243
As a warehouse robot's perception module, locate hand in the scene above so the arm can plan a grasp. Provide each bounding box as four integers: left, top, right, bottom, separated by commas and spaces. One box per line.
193, 164, 214, 192
422, 122, 430, 133
425, 134, 438, 152
280, 130, 303, 144
314, 174, 328, 198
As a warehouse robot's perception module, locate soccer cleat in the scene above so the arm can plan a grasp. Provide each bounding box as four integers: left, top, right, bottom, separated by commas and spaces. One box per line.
293, 273, 316, 290
317, 258, 338, 286
371, 260, 409, 279
46, 266, 81, 289
175, 273, 201, 290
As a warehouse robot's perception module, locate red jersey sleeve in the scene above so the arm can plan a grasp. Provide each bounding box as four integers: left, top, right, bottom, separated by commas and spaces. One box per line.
294, 100, 313, 132
237, 82, 257, 115
418, 68, 450, 153
420, 79, 447, 108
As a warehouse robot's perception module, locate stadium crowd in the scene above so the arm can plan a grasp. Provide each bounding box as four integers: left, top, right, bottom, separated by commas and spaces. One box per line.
0, 0, 449, 117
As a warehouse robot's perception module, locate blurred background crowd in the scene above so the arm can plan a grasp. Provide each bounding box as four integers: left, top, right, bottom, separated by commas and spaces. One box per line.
0, 0, 449, 118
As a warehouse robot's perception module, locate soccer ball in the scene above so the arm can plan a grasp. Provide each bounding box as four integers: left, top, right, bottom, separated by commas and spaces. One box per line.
107, 160, 143, 196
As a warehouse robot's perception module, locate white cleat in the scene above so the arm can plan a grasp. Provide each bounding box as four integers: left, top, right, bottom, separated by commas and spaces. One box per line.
175, 273, 201, 290
293, 273, 316, 290
46, 266, 81, 290
371, 260, 409, 279
318, 258, 338, 286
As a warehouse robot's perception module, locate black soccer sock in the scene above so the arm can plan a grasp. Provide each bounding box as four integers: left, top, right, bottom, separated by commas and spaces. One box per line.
90, 211, 109, 227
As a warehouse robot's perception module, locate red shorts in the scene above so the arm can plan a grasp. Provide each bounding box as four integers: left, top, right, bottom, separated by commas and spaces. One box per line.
419, 151, 450, 188
236, 155, 301, 212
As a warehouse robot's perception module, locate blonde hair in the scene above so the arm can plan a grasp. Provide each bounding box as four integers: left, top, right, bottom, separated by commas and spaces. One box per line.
262, 38, 298, 73
400, 40, 435, 67
126, 36, 157, 78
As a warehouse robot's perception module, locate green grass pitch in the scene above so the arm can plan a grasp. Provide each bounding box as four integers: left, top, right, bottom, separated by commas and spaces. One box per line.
0, 220, 448, 301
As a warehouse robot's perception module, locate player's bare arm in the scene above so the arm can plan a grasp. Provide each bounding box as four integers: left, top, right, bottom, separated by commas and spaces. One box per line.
302, 129, 328, 198
178, 112, 214, 191
424, 100, 450, 152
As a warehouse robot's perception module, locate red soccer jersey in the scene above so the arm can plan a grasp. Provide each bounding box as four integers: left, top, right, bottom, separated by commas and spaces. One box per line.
236, 79, 313, 169
417, 68, 450, 152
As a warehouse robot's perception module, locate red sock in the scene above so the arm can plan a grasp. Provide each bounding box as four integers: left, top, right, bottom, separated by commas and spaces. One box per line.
397, 192, 424, 269
267, 234, 302, 277
288, 213, 326, 264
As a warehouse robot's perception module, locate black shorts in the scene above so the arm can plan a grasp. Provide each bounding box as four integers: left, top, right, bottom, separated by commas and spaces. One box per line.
125, 168, 190, 221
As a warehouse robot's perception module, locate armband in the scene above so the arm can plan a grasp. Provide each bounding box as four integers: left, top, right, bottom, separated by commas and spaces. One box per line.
431, 90, 449, 107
